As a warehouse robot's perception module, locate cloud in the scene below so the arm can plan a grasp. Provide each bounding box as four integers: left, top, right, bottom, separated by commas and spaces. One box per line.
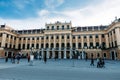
12, 0, 34, 10
45, 0, 64, 9
38, 9, 50, 16
0, 0, 120, 30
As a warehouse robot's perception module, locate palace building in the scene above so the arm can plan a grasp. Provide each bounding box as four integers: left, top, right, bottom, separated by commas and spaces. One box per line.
0, 18, 120, 60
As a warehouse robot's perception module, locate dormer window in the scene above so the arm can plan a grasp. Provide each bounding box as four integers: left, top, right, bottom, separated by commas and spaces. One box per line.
62, 25, 64, 30
52, 26, 54, 30
57, 26, 59, 30
47, 26, 49, 30
67, 25, 69, 29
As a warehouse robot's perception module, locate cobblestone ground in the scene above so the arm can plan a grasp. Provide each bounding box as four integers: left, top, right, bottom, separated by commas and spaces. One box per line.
0, 58, 120, 80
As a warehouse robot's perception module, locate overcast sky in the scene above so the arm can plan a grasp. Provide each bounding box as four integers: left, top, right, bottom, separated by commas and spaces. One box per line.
0, 0, 120, 30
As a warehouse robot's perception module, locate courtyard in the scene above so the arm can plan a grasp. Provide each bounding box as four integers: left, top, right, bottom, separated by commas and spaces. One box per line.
0, 58, 120, 80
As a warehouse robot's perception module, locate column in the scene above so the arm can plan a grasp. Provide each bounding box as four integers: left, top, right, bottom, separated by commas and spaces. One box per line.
70, 48, 72, 59
64, 35, 67, 47
98, 35, 102, 47
59, 51, 61, 59
34, 37, 37, 49
105, 34, 109, 48
41, 48, 44, 58
52, 49, 55, 58
76, 36, 78, 49
15, 38, 19, 49
109, 33, 112, 47
112, 31, 115, 47
87, 36, 89, 48
49, 35, 51, 48
39, 37, 41, 49
1, 33, 6, 47
11, 36, 14, 48
54, 35, 56, 48
64, 48, 66, 59
93, 35, 95, 47
44, 36, 46, 49
20, 38, 23, 49
59, 35, 61, 49
25, 38, 28, 49
8, 35, 11, 48
70, 34, 72, 48
115, 28, 120, 48
81, 36, 84, 48
47, 50, 49, 58
30, 37, 32, 48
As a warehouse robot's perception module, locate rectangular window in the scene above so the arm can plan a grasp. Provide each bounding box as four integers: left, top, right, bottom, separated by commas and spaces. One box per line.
95, 35, 98, 38
102, 34, 104, 38
78, 36, 81, 39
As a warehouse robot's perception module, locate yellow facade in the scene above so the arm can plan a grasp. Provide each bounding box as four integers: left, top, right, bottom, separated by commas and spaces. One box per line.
0, 19, 120, 60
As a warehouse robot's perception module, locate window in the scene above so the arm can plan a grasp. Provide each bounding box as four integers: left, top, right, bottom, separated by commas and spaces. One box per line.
46, 36, 48, 39
78, 43, 81, 48
41, 37, 44, 40
32, 37, 34, 40
90, 42, 93, 47
51, 43, 54, 47
84, 36, 86, 38
95, 35, 98, 38
102, 34, 104, 38
41, 44, 44, 48
7, 34, 9, 38
67, 25, 69, 29
47, 26, 49, 30
56, 43, 59, 48
62, 25, 64, 30
11, 35, 13, 39
19, 38, 21, 40
115, 41, 117, 47
56, 36, 59, 39
27, 44, 30, 49
72, 43, 76, 48
89, 35, 92, 38
51, 36, 53, 39
28, 38, 30, 40
96, 42, 99, 47
104, 53, 106, 58
37, 37, 39, 40
61, 43, 64, 48
23, 37, 25, 40
67, 35, 69, 39
0, 33, 2, 37
62, 35, 64, 39
36, 44, 39, 49
46, 43, 49, 48
52, 26, 54, 30
32, 44, 34, 47
84, 43, 87, 47
14, 37, 16, 40
67, 43, 70, 48
78, 36, 81, 39
57, 26, 59, 30
23, 44, 25, 49
72, 36, 75, 39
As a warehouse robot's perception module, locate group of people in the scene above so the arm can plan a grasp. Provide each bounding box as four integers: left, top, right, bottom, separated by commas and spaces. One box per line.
5, 53, 21, 64
90, 57, 105, 68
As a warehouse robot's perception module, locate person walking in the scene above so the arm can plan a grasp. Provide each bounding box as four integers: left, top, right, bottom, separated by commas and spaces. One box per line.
90, 54, 94, 66
27, 54, 30, 62
44, 53, 47, 64
5, 56, 8, 63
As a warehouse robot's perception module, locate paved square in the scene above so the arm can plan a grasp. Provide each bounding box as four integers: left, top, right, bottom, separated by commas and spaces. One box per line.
0, 59, 120, 80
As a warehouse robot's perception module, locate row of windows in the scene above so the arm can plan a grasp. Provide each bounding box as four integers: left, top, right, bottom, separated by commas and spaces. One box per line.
47, 25, 70, 30
2, 41, 117, 49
